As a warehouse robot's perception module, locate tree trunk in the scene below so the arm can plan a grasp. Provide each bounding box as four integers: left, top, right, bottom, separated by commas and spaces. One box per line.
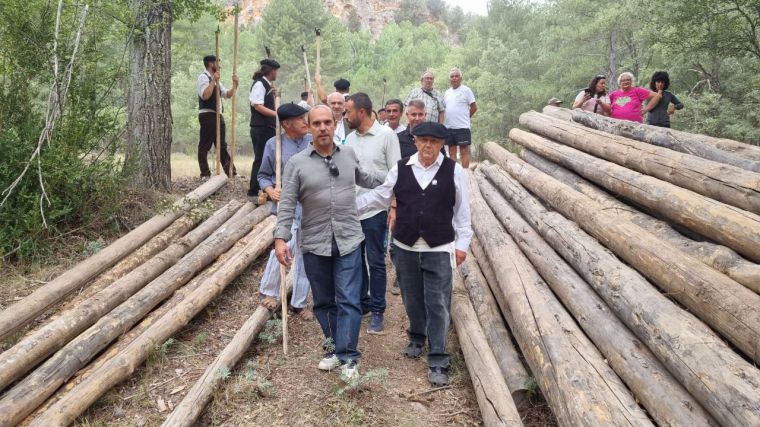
0, 175, 227, 342
570, 109, 760, 172
451, 272, 523, 427
27, 219, 276, 427
0, 203, 268, 427
458, 251, 530, 409
163, 272, 293, 427
608, 30, 618, 90
520, 111, 760, 215
482, 142, 760, 425
540, 105, 572, 121
519, 149, 760, 293
476, 167, 716, 426
466, 172, 652, 427
0, 201, 243, 393
508, 129, 760, 263
125, 0, 173, 190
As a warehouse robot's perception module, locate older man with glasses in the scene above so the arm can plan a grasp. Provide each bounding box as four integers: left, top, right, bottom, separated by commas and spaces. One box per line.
274, 105, 383, 381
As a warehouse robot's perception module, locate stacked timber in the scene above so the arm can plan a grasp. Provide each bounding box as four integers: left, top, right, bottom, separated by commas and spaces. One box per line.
0, 178, 288, 426
462, 110, 760, 426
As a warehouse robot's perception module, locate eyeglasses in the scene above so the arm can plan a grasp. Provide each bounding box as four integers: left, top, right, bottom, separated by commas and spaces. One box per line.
324, 156, 339, 177
595, 74, 606, 79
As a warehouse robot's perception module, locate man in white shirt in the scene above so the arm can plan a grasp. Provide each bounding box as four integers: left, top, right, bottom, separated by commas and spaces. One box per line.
384, 99, 406, 134
443, 68, 477, 169
327, 91, 349, 145
196, 55, 239, 179
356, 122, 472, 387
247, 58, 280, 202
345, 92, 401, 335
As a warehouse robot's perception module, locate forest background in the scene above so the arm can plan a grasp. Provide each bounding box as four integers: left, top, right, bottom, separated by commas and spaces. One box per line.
1, 0, 759, 261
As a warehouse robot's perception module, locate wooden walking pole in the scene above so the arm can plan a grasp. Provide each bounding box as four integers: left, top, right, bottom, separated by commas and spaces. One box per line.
301, 45, 313, 100
274, 88, 288, 356
229, 6, 239, 178
214, 25, 222, 175
314, 28, 321, 102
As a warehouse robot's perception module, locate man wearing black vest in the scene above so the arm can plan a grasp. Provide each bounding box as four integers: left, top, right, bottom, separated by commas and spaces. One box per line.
356, 122, 472, 387
197, 55, 238, 179
248, 58, 280, 201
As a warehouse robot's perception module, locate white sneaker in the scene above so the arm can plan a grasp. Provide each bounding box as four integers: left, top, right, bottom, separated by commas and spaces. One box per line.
318, 355, 340, 371
341, 363, 359, 382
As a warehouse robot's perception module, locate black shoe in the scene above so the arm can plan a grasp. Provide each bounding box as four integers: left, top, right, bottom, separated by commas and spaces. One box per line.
404, 342, 423, 358
428, 366, 449, 386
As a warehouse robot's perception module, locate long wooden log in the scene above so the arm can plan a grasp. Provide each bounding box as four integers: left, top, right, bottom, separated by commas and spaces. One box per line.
27, 232, 250, 420
0, 201, 243, 393
162, 271, 293, 427
508, 129, 760, 262
466, 171, 651, 427
458, 251, 530, 408
519, 149, 760, 293
541, 105, 573, 121
482, 143, 760, 425
0, 175, 227, 341
28, 218, 276, 427
0, 203, 268, 427
451, 272, 523, 427
476, 168, 716, 426
571, 109, 760, 170
520, 111, 760, 215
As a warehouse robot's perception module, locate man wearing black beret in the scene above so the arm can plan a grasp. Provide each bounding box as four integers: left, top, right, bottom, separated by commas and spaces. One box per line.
248, 58, 281, 203
356, 121, 472, 387
257, 103, 313, 319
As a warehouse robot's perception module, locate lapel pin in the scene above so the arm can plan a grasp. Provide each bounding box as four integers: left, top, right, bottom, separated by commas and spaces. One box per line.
432, 179, 438, 186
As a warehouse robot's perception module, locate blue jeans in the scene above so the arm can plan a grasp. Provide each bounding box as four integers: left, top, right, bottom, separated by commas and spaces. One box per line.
303, 240, 363, 364
360, 211, 388, 314
391, 244, 453, 369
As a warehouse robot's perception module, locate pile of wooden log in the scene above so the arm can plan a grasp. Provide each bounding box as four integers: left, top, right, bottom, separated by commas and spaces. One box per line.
452, 108, 760, 426
0, 176, 286, 426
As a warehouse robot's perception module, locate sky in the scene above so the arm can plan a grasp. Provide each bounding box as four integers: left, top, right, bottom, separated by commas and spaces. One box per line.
444, 0, 489, 16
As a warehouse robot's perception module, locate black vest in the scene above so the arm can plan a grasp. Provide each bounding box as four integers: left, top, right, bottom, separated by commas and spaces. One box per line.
250, 77, 276, 128
198, 73, 219, 112
393, 157, 456, 248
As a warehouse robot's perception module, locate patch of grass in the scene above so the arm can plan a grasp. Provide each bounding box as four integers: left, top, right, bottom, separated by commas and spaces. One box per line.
257, 315, 283, 344
335, 365, 389, 397
171, 153, 253, 178
194, 331, 209, 347
525, 376, 539, 396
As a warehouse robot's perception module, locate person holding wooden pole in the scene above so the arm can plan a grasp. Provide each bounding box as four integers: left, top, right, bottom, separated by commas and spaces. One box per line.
274, 105, 384, 381
196, 55, 238, 180
256, 103, 313, 320
247, 58, 280, 202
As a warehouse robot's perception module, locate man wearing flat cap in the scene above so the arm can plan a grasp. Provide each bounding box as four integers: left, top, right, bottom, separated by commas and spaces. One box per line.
196, 54, 238, 180
256, 103, 313, 319
356, 121, 472, 387
248, 58, 281, 202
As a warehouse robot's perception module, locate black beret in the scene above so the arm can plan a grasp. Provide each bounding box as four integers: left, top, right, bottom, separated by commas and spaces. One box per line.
412, 122, 448, 140
334, 78, 350, 90
260, 58, 281, 68
277, 103, 308, 121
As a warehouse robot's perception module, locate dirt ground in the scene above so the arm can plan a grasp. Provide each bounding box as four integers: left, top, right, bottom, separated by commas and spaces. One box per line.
1, 175, 556, 426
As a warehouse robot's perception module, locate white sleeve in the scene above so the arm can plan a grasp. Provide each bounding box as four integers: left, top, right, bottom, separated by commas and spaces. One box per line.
249, 81, 265, 106
356, 164, 397, 214
197, 74, 210, 99
452, 165, 473, 252
219, 82, 228, 98
574, 91, 585, 102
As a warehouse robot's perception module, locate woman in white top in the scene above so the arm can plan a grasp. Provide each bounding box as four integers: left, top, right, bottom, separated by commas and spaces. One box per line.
572, 74, 611, 116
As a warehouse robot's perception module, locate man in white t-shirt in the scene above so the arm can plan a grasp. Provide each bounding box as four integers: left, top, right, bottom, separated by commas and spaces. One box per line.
443, 68, 477, 168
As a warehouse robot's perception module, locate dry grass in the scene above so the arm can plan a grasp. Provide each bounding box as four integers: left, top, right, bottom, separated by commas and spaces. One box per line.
171, 153, 254, 178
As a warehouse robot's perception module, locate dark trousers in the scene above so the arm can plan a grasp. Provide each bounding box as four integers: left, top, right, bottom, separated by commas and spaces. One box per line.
360, 211, 388, 314
248, 126, 275, 196
302, 240, 363, 364
198, 113, 234, 177
391, 244, 452, 369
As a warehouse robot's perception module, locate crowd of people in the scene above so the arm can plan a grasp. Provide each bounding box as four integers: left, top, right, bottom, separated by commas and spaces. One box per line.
551, 71, 684, 127
195, 55, 477, 387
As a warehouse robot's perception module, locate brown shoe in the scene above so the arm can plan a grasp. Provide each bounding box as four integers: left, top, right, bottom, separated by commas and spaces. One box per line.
257, 190, 268, 206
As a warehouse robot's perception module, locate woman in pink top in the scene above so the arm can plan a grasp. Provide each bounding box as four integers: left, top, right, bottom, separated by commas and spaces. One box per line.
610, 72, 661, 123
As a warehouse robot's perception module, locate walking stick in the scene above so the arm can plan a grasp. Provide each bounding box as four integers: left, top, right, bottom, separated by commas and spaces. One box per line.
229, 6, 239, 179
314, 28, 321, 102
301, 45, 313, 99
214, 25, 222, 176
382, 77, 387, 107
274, 89, 289, 356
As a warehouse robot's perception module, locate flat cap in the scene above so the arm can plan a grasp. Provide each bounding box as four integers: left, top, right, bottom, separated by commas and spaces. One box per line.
412, 122, 448, 139
334, 78, 350, 90
277, 103, 308, 121
260, 58, 281, 68
548, 97, 562, 105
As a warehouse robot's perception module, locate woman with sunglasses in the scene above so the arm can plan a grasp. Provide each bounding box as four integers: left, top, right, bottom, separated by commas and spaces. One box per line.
610, 72, 662, 123
571, 74, 611, 116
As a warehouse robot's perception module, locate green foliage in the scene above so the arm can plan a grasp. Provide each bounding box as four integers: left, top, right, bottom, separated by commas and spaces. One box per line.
395, 0, 428, 26
257, 315, 283, 344
335, 363, 388, 396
